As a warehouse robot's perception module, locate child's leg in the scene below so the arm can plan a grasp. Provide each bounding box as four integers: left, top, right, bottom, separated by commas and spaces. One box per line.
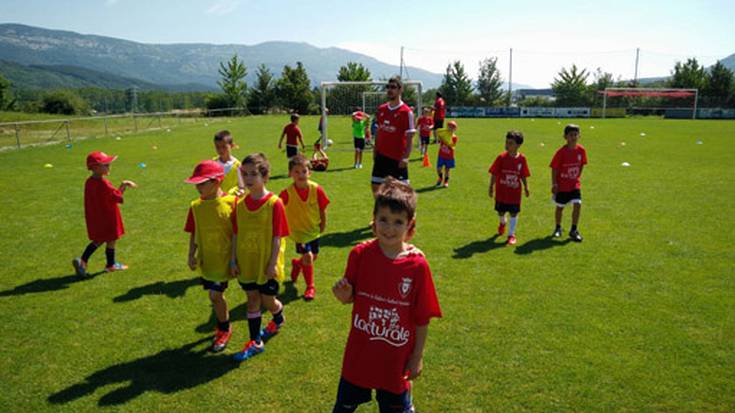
105, 239, 117, 267
333, 378, 372, 413
81, 241, 100, 263
436, 166, 443, 184
444, 167, 451, 183
555, 206, 564, 227
357, 149, 363, 166
499, 212, 507, 225
509, 212, 519, 236
209, 290, 229, 330
571, 203, 581, 229
245, 289, 263, 343
376, 387, 414, 413
261, 292, 284, 326
354, 149, 359, 166
302, 250, 316, 299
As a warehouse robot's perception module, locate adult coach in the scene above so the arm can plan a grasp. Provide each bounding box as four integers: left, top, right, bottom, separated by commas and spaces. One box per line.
371, 76, 416, 196
432, 92, 446, 143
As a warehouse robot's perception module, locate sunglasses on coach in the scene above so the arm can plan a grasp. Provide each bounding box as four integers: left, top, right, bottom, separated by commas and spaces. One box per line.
385, 84, 399, 90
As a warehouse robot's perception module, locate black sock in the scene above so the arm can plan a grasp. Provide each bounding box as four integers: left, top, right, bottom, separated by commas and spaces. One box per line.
444, 176, 450, 182
273, 309, 284, 326
437, 172, 443, 181
105, 248, 115, 267
571, 224, 578, 232
248, 313, 262, 343
81, 242, 99, 262
555, 224, 562, 230
217, 320, 230, 332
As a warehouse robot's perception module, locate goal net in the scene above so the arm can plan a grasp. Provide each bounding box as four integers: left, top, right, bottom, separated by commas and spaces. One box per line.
601, 87, 699, 119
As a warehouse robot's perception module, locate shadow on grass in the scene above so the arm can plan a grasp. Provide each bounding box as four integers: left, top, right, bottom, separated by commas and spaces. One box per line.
325, 166, 358, 173
195, 280, 301, 334
513, 236, 572, 255
0, 271, 105, 297
269, 174, 288, 181
320, 225, 372, 248
452, 235, 505, 259
415, 185, 442, 194
47, 337, 239, 407
113, 277, 200, 303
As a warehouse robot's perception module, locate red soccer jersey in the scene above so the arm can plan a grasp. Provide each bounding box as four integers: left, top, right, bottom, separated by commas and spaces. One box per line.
282, 123, 302, 146
278, 185, 330, 210
417, 116, 434, 137
231, 192, 289, 237
549, 144, 588, 192
433, 98, 446, 120
341, 239, 442, 395
84, 176, 124, 242
376, 102, 416, 161
438, 135, 458, 160
489, 152, 531, 205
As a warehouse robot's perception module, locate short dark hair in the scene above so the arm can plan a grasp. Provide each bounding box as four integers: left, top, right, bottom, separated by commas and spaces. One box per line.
373, 177, 417, 221
290, 113, 300, 122
506, 130, 524, 145
214, 130, 233, 144
388, 76, 403, 89
242, 153, 270, 178
288, 154, 310, 172
436, 91, 442, 98
564, 124, 581, 136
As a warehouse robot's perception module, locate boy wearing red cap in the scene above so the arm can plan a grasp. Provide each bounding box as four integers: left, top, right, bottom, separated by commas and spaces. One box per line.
435, 121, 458, 188
184, 160, 237, 353
72, 151, 136, 276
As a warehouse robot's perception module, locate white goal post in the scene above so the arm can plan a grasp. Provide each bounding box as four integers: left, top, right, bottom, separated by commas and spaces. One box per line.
320, 80, 423, 148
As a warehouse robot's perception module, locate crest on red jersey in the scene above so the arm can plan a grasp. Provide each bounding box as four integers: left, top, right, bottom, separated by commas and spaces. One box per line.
398, 277, 412, 298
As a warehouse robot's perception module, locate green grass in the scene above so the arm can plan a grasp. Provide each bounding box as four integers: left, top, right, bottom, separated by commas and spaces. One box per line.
0, 115, 733, 412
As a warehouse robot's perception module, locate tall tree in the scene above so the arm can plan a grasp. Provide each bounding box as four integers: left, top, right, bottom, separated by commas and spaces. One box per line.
476, 57, 504, 106
337, 62, 371, 81
439, 61, 473, 106
276, 62, 313, 114
329, 62, 373, 114
552, 64, 590, 106
588, 68, 618, 106
248, 64, 276, 114
0, 74, 15, 110
217, 54, 248, 108
669, 58, 706, 90
703, 61, 734, 107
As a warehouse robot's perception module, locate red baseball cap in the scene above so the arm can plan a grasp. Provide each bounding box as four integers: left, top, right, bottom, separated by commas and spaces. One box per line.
86, 151, 118, 169
185, 160, 225, 184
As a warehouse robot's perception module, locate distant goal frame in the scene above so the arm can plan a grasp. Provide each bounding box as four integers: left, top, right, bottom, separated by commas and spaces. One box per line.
601, 87, 699, 119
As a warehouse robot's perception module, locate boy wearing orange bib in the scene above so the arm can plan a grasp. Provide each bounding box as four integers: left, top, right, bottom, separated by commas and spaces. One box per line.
184, 160, 236, 353
279, 155, 330, 301
231, 153, 290, 361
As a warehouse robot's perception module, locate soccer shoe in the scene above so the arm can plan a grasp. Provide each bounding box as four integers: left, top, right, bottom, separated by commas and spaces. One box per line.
497, 223, 506, 236
358, 163, 363, 169
210, 328, 232, 353
260, 320, 283, 341
72, 258, 87, 277
443, 181, 449, 188
553, 227, 563, 238
569, 229, 583, 242
304, 286, 316, 301
290, 259, 301, 282
507, 235, 517, 245
233, 340, 264, 361
105, 262, 128, 272
435, 180, 443, 187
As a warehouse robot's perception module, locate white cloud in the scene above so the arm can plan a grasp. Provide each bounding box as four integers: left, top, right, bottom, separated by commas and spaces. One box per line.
206, 0, 240, 16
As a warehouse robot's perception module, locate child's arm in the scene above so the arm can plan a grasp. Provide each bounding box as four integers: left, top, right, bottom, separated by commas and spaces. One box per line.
266, 236, 281, 279
298, 132, 305, 150
522, 177, 530, 197
187, 233, 197, 270
229, 234, 239, 278
278, 130, 285, 149
118, 180, 137, 193
488, 175, 495, 199
551, 168, 558, 194
332, 277, 353, 304
319, 208, 327, 233
405, 324, 429, 379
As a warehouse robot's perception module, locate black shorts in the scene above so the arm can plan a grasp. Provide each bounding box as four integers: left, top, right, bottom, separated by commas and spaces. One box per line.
353, 138, 365, 150
371, 153, 408, 185
433, 118, 444, 130
286, 145, 298, 158
333, 377, 413, 413
554, 189, 582, 207
420, 136, 430, 145
239, 279, 280, 296
201, 278, 228, 292
296, 238, 320, 255
495, 202, 521, 214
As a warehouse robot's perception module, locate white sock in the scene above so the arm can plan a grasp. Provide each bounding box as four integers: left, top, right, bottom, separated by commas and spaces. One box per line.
509, 216, 518, 235
499, 215, 507, 225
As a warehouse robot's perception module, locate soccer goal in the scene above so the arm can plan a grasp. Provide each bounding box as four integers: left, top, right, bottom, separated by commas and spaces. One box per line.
319, 80, 423, 149
601, 87, 699, 119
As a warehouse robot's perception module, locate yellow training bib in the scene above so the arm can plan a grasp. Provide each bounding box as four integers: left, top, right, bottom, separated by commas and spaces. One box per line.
285, 181, 321, 244
191, 195, 235, 282
234, 195, 285, 286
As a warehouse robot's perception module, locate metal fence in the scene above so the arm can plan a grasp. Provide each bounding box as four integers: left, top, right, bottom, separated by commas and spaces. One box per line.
0, 107, 248, 150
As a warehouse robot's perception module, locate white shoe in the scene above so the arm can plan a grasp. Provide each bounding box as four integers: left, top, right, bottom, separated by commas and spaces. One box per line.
358, 163, 363, 169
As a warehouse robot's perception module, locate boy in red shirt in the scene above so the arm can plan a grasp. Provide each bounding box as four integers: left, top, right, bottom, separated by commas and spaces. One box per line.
279, 113, 305, 160
489, 131, 531, 245
72, 151, 137, 276
416, 107, 434, 156
550, 124, 588, 242
332, 177, 442, 413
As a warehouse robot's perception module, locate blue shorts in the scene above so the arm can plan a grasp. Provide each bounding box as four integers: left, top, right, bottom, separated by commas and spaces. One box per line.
333, 377, 413, 413
296, 238, 320, 255
437, 157, 455, 169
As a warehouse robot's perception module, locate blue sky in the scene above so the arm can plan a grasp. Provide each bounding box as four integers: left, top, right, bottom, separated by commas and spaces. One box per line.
2, 0, 733, 87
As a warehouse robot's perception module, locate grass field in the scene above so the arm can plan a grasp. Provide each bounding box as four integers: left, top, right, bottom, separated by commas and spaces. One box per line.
0, 115, 733, 412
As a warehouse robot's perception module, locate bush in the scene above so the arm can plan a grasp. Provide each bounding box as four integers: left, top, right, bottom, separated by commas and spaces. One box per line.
40, 90, 89, 115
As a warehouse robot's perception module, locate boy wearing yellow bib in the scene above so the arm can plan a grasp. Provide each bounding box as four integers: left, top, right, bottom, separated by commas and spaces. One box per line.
279, 155, 330, 301
231, 153, 290, 361
213, 130, 244, 196
184, 160, 236, 353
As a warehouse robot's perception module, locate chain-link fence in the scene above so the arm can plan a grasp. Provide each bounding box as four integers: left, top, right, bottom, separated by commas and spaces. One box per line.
0, 108, 248, 150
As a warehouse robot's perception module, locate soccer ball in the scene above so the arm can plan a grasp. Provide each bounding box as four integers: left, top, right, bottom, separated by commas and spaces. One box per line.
327, 139, 334, 146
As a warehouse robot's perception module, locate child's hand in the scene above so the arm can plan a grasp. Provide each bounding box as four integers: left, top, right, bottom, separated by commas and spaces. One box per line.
266, 262, 277, 279
122, 180, 138, 188
551, 184, 558, 194
488, 186, 494, 198
320, 220, 326, 233
525, 187, 530, 197
405, 354, 423, 379
229, 260, 240, 278
188, 255, 197, 271
332, 277, 353, 303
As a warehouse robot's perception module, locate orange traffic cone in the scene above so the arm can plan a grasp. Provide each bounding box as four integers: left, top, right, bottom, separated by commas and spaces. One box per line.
421, 151, 431, 168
